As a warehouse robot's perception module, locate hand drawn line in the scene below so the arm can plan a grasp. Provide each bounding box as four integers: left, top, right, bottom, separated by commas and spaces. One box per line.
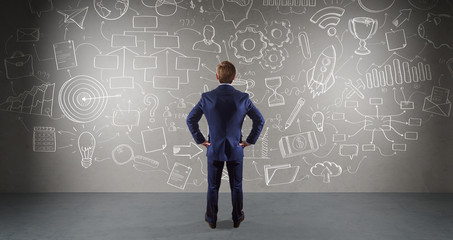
347, 156, 367, 174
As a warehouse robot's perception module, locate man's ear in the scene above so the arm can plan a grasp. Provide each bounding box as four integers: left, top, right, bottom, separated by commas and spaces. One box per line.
233, 74, 236, 80
216, 74, 219, 80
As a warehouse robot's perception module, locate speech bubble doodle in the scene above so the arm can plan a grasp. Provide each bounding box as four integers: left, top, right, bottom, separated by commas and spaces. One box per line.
339, 144, 359, 160
112, 110, 140, 132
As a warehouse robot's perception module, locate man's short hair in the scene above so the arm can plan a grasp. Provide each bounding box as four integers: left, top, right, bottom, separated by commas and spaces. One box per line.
216, 61, 236, 84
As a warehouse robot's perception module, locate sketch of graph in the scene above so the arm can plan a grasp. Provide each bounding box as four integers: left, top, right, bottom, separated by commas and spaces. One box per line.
0, 83, 54, 116
244, 127, 269, 159
365, 59, 432, 89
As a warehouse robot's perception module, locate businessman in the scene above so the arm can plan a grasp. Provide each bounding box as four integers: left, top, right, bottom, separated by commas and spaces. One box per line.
186, 61, 265, 229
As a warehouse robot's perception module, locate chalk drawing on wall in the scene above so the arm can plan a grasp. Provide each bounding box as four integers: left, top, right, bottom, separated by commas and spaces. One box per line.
358, 0, 395, 13
78, 131, 96, 168
33, 126, 56, 152
220, 0, 253, 29
94, 0, 129, 20
0, 83, 55, 117
231, 26, 267, 63
264, 164, 299, 186
310, 6, 345, 36
3, 0, 453, 192
58, 75, 109, 123
57, 7, 88, 29
418, 13, 453, 49
4, 51, 34, 79
310, 161, 342, 183
349, 17, 378, 55
306, 45, 337, 98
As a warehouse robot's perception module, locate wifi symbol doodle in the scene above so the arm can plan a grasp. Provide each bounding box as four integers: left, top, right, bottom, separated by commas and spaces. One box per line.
310, 7, 345, 37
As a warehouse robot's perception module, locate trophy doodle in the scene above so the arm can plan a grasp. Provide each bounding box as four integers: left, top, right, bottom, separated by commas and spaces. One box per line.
349, 17, 378, 55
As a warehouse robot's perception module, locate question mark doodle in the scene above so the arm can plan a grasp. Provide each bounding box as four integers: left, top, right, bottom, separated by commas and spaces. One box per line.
144, 94, 159, 123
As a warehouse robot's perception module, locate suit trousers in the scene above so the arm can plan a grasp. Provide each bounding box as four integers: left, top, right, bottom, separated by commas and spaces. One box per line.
205, 159, 243, 224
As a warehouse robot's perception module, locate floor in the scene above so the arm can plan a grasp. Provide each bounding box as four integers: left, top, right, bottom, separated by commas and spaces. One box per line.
1, 193, 452, 240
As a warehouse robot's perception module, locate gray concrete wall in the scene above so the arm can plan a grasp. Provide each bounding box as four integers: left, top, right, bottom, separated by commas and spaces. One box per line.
1, 0, 452, 192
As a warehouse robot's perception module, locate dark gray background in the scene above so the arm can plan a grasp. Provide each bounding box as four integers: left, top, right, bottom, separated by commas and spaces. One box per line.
0, 0, 452, 192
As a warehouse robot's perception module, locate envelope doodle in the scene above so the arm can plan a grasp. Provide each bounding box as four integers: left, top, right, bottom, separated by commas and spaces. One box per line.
17, 28, 39, 42
422, 86, 451, 117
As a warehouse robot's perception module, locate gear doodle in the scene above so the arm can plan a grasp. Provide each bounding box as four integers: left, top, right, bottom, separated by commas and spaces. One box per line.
264, 20, 292, 47
231, 26, 267, 63
260, 47, 287, 73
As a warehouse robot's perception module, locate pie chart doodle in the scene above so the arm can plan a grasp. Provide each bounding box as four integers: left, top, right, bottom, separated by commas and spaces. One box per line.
58, 75, 108, 123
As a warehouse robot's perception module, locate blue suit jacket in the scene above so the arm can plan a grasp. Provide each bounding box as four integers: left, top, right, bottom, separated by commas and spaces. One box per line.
187, 84, 265, 161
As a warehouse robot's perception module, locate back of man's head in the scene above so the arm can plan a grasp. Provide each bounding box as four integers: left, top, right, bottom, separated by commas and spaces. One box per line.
216, 61, 236, 84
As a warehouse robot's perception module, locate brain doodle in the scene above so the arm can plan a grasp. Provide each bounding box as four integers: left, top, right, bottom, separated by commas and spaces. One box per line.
231, 26, 267, 63
58, 75, 108, 123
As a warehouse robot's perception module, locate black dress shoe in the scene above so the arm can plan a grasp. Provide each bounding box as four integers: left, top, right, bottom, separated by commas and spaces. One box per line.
233, 214, 244, 228
205, 214, 216, 229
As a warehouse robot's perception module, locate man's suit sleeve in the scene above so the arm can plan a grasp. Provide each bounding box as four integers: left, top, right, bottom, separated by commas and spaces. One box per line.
245, 96, 265, 144
186, 95, 206, 144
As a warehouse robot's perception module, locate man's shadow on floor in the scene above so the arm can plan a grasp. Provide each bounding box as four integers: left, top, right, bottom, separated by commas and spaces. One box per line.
215, 220, 235, 229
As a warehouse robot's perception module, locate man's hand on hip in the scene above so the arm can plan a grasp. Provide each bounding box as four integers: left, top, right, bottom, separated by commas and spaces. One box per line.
202, 141, 211, 148
239, 141, 249, 149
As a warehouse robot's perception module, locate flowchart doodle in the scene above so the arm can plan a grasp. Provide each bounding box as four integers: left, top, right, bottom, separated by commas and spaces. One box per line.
58, 75, 109, 123
2, 0, 453, 192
